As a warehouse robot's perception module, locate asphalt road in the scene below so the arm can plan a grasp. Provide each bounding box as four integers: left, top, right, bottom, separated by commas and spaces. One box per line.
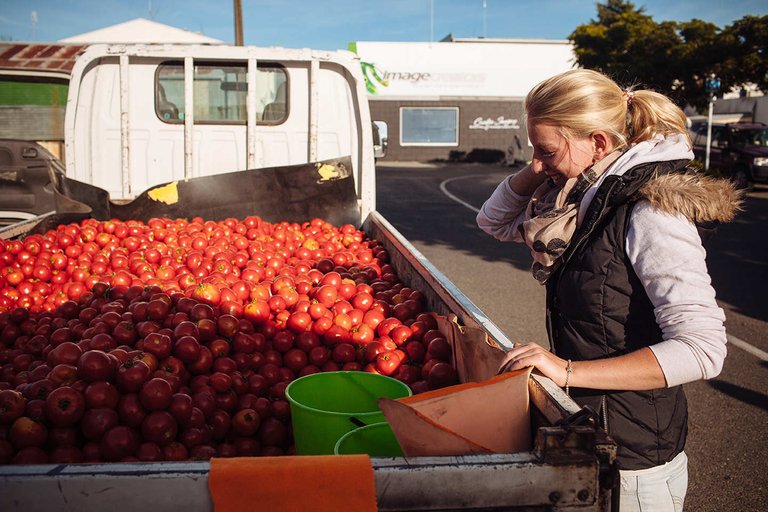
376, 161, 768, 512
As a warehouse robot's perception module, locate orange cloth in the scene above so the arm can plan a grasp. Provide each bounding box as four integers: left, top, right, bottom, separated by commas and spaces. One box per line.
209, 455, 378, 512
380, 369, 533, 457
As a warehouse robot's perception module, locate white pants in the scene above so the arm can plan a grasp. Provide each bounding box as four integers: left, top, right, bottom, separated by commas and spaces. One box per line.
619, 451, 688, 512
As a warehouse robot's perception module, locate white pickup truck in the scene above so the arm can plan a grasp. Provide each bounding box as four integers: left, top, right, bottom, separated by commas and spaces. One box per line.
0, 43, 617, 511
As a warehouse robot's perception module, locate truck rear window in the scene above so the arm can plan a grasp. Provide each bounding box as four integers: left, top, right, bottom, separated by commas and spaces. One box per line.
156, 62, 287, 124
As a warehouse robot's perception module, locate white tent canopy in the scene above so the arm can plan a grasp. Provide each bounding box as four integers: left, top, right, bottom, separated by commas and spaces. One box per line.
59, 18, 222, 44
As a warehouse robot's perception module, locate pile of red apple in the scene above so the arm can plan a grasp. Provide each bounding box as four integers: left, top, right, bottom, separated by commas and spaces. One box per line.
0, 216, 459, 464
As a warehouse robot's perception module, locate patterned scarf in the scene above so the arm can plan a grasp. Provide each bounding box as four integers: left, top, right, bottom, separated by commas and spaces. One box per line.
521, 151, 622, 283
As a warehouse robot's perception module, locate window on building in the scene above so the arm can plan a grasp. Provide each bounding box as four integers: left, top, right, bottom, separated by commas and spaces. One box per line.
155, 62, 287, 124
400, 107, 459, 146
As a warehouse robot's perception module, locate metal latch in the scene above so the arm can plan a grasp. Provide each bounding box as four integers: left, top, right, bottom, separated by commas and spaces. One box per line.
21, 147, 39, 159
555, 405, 600, 429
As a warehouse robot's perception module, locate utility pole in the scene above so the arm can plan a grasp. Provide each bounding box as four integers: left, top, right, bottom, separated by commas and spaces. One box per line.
429, 0, 434, 43
483, 0, 487, 38
30, 11, 37, 41
704, 74, 721, 172
234, 0, 244, 46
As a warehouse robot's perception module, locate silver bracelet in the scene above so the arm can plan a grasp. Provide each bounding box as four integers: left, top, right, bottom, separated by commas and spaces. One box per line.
564, 359, 573, 395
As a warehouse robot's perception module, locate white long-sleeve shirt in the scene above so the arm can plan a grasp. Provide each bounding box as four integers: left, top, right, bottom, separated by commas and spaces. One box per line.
477, 138, 727, 388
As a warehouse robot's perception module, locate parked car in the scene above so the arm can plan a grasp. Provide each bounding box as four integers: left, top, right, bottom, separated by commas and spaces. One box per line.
689, 121, 768, 189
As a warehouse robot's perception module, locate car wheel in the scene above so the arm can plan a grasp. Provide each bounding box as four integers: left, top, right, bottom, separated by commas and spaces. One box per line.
732, 168, 753, 191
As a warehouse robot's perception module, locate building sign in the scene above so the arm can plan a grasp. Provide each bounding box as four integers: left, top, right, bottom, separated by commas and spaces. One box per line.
349, 41, 575, 99
360, 61, 388, 94
469, 116, 520, 130
360, 61, 487, 96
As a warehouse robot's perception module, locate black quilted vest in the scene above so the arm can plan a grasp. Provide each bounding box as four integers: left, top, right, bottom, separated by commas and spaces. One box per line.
545, 159, 690, 470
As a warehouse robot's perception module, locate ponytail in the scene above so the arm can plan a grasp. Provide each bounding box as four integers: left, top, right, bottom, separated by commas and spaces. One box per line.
626, 89, 691, 147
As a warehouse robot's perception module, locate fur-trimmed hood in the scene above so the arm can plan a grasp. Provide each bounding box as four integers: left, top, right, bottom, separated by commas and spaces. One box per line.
578, 134, 742, 225
639, 172, 743, 224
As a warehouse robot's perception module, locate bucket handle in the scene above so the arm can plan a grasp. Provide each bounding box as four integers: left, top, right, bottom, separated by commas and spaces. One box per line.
340, 372, 402, 429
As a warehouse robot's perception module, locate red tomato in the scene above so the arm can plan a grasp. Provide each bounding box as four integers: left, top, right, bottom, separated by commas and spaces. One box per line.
0, 389, 27, 424
390, 325, 413, 346
83, 381, 120, 409
375, 351, 402, 377
313, 285, 338, 308
76, 350, 114, 382
364, 341, 386, 363
139, 378, 173, 411
286, 311, 312, 333
9, 416, 48, 449
427, 362, 459, 390
283, 349, 308, 373
332, 343, 357, 364
377, 317, 402, 337
427, 337, 452, 361
116, 359, 151, 393
350, 324, 375, 344
43, 386, 85, 427
81, 408, 119, 441
405, 340, 427, 364
232, 408, 261, 437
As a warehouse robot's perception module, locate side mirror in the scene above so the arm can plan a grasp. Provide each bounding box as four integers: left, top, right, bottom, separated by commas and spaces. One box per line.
374, 138, 388, 159
373, 121, 388, 159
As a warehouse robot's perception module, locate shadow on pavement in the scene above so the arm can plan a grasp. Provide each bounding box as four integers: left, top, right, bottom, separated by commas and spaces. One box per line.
708, 379, 768, 413
705, 190, 768, 323
376, 162, 534, 270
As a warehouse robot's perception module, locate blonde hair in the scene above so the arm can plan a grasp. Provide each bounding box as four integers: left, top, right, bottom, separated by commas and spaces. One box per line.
525, 69, 690, 149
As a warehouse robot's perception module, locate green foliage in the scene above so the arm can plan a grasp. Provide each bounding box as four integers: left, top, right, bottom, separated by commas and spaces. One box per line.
726, 16, 768, 92
569, 1, 768, 110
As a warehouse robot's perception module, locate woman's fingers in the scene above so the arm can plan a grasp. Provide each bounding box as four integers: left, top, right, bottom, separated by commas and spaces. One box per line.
497, 343, 546, 373
497, 350, 520, 374
497, 343, 567, 385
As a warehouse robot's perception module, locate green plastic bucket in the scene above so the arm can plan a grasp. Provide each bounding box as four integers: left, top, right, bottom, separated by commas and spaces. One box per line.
285, 371, 412, 455
334, 422, 404, 457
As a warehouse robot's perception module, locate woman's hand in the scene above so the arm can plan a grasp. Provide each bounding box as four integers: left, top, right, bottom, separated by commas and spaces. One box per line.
498, 345, 669, 391
498, 343, 569, 386
507, 164, 548, 196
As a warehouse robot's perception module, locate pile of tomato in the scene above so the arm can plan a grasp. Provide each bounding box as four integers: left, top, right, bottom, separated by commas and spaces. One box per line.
0, 216, 459, 464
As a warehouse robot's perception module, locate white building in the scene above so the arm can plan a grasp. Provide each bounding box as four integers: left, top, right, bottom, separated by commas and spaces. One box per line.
349, 37, 575, 163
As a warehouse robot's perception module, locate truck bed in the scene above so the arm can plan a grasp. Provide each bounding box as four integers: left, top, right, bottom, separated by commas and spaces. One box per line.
0, 165, 617, 511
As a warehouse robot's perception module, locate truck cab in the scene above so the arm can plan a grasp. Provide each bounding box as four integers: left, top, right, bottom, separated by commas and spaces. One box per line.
690, 121, 768, 189
61, 43, 376, 222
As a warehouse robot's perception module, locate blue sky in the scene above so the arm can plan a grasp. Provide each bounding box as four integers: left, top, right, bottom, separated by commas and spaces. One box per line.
1, 0, 766, 50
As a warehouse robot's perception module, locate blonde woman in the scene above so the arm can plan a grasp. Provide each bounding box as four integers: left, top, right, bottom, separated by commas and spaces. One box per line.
477, 69, 741, 511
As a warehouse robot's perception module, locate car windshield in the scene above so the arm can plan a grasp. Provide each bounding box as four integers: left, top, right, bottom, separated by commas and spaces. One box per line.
730, 128, 768, 147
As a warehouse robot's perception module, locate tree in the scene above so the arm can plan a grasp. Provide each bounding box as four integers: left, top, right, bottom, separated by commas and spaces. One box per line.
570, 1, 683, 99
675, 19, 727, 108
725, 15, 768, 92
569, 1, 768, 110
